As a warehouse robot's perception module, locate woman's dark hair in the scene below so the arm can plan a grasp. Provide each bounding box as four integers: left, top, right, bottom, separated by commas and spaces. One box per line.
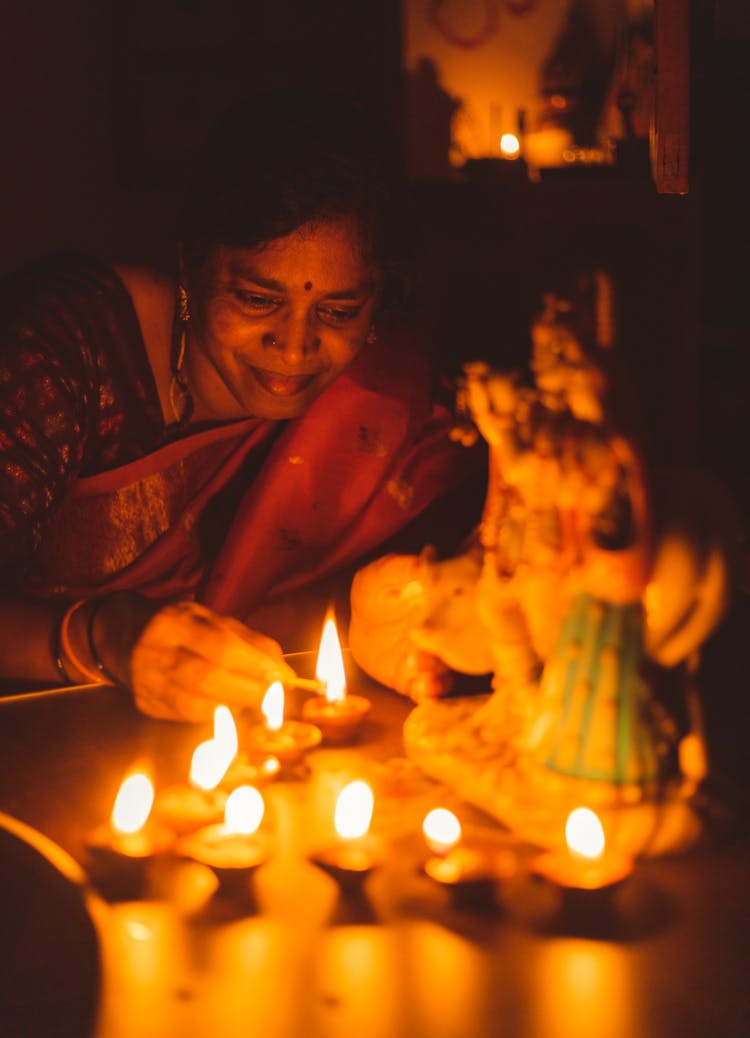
180, 87, 408, 299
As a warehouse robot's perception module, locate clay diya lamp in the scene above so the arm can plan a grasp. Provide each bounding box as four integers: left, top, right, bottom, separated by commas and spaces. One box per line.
86, 768, 172, 898
530, 806, 634, 925
421, 807, 516, 907
301, 610, 370, 743
246, 681, 322, 768
309, 780, 385, 906
154, 706, 240, 835
220, 749, 281, 789
177, 784, 270, 899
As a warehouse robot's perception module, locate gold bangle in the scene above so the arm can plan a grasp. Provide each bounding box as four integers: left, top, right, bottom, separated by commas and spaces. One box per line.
52, 605, 73, 685
58, 599, 105, 685
86, 595, 119, 684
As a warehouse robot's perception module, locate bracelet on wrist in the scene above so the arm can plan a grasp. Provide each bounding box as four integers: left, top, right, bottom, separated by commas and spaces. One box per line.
86, 596, 120, 685
58, 599, 106, 685
52, 608, 73, 685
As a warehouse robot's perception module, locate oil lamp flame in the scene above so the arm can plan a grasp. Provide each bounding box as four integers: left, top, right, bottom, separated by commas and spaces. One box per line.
565, 807, 606, 860
334, 780, 374, 840
262, 681, 285, 731
224, 785, 265, 836
500, 132, 521, 158
422, 807, 462, 855
190, 740, 230, 791
213, 704, 239, 760
316, 612, 346, 703
111, 772, 154, 834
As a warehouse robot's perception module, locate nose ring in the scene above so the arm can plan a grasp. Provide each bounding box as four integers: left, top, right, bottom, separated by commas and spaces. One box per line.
261, 332, 320, 351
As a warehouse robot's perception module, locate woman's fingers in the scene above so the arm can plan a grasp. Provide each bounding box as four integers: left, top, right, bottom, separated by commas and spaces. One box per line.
145, 603, 295, 680
130, 602, 298, 721
135, 642, 285, 704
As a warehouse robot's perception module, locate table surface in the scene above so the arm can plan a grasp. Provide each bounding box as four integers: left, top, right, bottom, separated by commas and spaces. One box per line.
1, 654, 749, 1038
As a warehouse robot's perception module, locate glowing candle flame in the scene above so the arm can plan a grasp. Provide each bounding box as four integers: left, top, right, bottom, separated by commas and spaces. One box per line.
565, 807, 606, 860
422, 807, 462, 855
500, 132, 520, 158
213, 704, 239, 761
316, 610, 346, 703
189, 739, 230, 791
111, 772, 154, 834
224, 785, 265, 836
334, 780, 374, 840
262, 681, 285, 732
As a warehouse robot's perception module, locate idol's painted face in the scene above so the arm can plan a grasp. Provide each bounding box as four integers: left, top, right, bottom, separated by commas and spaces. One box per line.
185, 217, 381, 421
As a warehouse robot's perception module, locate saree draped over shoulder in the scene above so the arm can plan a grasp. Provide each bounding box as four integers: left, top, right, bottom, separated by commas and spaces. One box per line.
20, 334, 471, 619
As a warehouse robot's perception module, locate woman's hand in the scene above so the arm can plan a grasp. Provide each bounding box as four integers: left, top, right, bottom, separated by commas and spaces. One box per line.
129, 601, 297, 721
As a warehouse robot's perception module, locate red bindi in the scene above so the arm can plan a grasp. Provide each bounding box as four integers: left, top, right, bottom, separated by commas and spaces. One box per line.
304, 281, 313, 292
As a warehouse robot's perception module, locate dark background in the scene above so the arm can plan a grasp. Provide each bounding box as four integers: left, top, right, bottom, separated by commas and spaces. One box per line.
0, 0, 748, 526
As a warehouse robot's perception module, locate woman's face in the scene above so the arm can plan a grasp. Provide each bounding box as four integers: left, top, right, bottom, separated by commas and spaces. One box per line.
185, 216, 381, 421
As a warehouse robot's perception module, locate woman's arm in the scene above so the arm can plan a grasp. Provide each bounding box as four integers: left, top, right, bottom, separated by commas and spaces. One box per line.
0, 589, 298, 721
0, 593, 80, 687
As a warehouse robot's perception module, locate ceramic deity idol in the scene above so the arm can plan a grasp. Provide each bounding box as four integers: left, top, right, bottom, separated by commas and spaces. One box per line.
350, 271, 737, 856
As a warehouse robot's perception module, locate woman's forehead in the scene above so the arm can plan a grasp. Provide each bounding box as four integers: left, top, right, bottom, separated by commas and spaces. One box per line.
212, 218, 379, 294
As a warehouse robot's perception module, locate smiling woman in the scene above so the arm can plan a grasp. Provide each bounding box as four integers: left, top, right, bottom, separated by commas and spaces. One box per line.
185, 219, 379, 422
175, 88, 404, 426
0, 87, 481, 719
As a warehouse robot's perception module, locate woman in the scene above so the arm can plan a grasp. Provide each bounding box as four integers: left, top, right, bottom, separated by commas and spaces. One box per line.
0, 89, 479, 719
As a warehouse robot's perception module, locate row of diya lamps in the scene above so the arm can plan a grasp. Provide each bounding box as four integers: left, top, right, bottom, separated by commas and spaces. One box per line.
86, 612, 634, 910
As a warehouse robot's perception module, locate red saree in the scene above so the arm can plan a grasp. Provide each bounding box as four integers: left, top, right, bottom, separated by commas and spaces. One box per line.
21, 335, 474, 620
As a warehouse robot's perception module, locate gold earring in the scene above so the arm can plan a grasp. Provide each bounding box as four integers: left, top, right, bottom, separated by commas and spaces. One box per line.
178, 283, 191, 323
169, 327, 193, 424
169, 284, 194, 424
